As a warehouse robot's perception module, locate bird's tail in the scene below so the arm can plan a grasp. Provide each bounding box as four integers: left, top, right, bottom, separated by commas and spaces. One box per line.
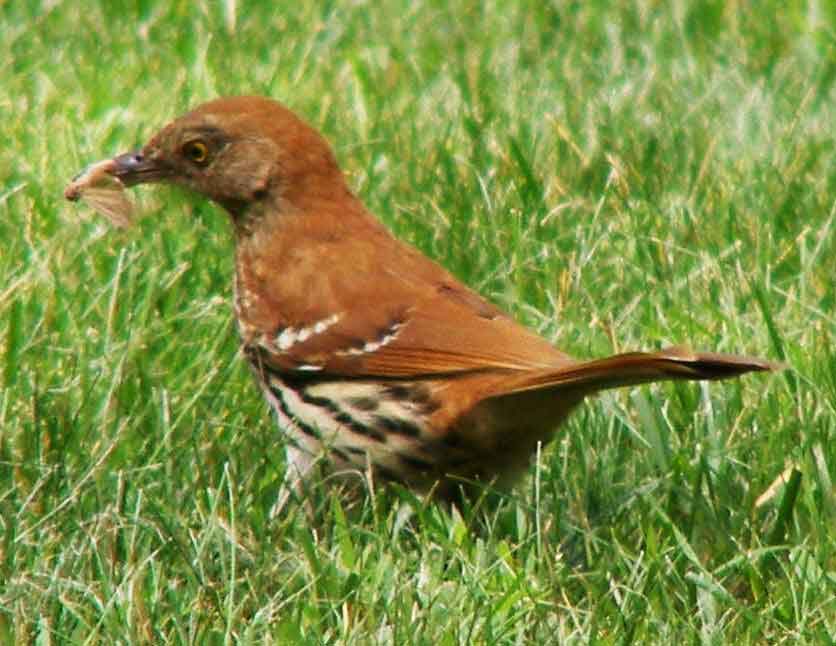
498, 346, 779, 396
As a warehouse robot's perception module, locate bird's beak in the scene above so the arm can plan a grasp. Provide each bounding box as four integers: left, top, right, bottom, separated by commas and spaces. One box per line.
110, 150, 170, 186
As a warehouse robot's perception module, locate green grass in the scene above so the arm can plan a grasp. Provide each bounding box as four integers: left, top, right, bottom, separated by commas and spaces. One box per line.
1, 0, 834, 642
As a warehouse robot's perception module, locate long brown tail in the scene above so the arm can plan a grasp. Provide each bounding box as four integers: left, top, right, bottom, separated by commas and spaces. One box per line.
501, 346, 779, 396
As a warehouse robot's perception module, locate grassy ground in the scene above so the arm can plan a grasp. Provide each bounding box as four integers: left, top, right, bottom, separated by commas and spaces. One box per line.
1, 1, 834, 643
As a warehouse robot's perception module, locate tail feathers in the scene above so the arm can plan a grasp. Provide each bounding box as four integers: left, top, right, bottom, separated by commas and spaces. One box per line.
500, 346, 779, 396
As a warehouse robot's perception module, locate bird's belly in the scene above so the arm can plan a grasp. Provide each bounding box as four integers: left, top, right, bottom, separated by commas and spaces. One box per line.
260, 374, 450, 489
259, 371, 583, 500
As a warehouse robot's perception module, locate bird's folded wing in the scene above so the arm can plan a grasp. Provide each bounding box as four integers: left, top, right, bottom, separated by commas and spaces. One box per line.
249, 272, 574, 378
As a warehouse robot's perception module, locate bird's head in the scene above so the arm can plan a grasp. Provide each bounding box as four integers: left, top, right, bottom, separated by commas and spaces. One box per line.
111, 96, 350, 226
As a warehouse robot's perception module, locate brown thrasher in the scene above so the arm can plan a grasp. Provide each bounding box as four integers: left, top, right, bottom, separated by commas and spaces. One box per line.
87, 96, 773, 507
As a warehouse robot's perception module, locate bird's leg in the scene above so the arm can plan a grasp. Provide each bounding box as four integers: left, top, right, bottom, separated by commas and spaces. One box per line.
270, 443, 319, 518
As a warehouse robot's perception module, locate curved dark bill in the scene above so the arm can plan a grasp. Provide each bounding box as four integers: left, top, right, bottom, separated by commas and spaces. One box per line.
111, 151, 169, 186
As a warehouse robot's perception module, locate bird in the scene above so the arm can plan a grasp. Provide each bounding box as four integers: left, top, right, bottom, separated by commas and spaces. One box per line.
91, 95, 775, 508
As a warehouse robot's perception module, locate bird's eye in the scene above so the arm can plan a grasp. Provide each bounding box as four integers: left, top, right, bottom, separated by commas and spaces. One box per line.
183, 140, 209, 165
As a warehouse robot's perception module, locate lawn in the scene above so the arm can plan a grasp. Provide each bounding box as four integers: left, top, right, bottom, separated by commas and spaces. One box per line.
1, 1, 834, 643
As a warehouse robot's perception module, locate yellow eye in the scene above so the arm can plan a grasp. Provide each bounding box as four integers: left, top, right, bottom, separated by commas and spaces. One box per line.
183, 140, 209, 164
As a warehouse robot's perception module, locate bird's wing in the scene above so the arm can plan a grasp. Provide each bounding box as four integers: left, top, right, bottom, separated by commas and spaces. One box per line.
244, 232, 574, 379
